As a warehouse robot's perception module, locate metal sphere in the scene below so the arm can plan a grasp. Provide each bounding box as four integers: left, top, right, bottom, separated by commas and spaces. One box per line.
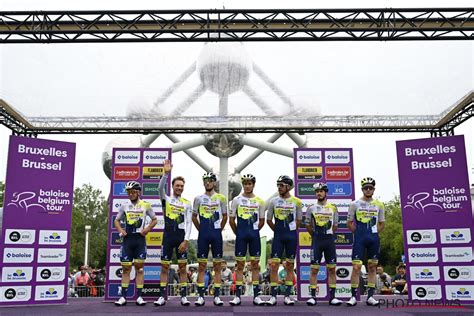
204, 134, 244, 158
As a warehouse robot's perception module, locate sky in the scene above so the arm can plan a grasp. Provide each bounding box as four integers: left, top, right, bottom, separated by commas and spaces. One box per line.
0, 0, 473, 239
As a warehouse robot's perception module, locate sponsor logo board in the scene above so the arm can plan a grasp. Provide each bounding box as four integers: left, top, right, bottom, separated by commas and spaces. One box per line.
445, 285, 474, 300
410, 266, 440, 282
296, 151, 322, 164
114, 150, 140, 164
4, 229, 36, 245
142, 167, 164, 180
108, 266, 136, 281
441, 247, 473, 262
411, 285, 442, 300
1, 286, 32, 302
336, 266, 353, 281
406, 229, 437, 245
143, 151, 168, 164
299, 283, 327, 298
3, 248, 34, 263
336, 248, 352, 263
107, 283, 136, 298
114, 166, 140, 180
440, 228, 471, 244
145, 248, 162, 263
408, 247, 438, 263
144, 266, 162, 281
38, 230, 68, 245
1, 267, 33, 282
37, 248, 67, 263
296, 166, 323, 180
146, 232, 163, 246
36, 267, 66, 282
327, 182, 352, 197
34, 285, 65, 301
325, 166, 351, 180
443, 266, 473, 281
325, 151, 350, 164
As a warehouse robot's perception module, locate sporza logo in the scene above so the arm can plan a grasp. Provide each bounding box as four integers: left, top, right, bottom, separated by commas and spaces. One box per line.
407, 247, 438, 263
114, 150, 140, 164
440, 228, 471, 244
296, 150, 322, 164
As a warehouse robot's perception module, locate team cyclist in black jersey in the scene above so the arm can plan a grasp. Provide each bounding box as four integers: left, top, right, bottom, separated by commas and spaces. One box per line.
114, 181, 157, 306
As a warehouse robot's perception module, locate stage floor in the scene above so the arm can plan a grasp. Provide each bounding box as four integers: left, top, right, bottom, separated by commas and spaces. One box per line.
1, 296, 473, 316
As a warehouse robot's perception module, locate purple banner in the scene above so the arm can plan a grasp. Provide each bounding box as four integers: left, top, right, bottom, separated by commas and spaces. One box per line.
294, 148, 355, 301
105, 148, 170, 300
397, 135, 474, 304
0, 135, 76, 306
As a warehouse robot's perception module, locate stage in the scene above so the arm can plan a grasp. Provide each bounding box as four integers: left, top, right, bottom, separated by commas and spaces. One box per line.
1, 296, 473, 316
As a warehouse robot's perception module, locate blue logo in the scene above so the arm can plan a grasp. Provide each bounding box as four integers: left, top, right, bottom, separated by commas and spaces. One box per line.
299, 265, 326, 281
327, 182, 352, 197
108, 283, 136, 297
111, 232, 123, 246
113, 182, 127, 196
144, 266, 161, 281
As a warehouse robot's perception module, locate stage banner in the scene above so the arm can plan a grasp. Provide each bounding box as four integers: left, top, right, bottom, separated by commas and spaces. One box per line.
0, 135, 76, 306
105, 148, 170, 300
396, 135, 474, 304
294, 148, 355, 301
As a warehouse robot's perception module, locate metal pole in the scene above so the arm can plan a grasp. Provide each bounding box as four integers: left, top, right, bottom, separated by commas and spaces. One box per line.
84, 225, 91, 266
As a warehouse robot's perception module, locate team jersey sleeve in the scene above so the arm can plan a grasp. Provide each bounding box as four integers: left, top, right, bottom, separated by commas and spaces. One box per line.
333, 205, 339, 225
185, 202, 193, 241
220, 194, 228, 215
145, 202, 157, 220
296, 198, 303, 221
305, 205, 313, 224
158, 173, 169, 200
228, 197, 238, 218
377, 201, 385, 223
115, 204, 126, 221
266, 199, 275, 221
347, 201, 357, 222
192, 196, 200, 214
258, 198, 265, 219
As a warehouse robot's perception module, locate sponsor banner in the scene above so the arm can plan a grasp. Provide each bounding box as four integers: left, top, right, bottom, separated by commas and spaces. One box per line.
3, 248, 35, 263
143, 266, 161, 281
411, 285, 442, 300
142, 167, 164, 180
299, 282, 327, 298
408, 247, 438, 263
301, 199, 317, 210
336, 248, 353, 263
36, 267, 66, 282
38, 230, 68, 245
1, 286, 32, 302
114, 150, 140, 164
443, 266, 474, 281
114, 166, 140, 181
147, 199, 163, 213
298, 232, 312, 247
440, 228, 471, 244
299, 265, 326, 281
410, 266, 440, 282
113, 182, 127, 196
441, 247, 473, 263
295, 150, 322, 164
445, 285, 474, 300
1, 136, 75, 306
297, 183, 317, 197
337, 215, 348, 229
111, 199, 130, 213
108, 266, 136, 281
397, 136, 474, 303
325, 150, 351, 164
110, 232, 123, 246
334, 233, 353, 246
107, 283, 136, 298
327, 199, 351, 213
146, 232, 164, 247
325, 166, 351, 180
145, 248, 162, 264
335, 284, 352, 298
34, 285, 65, 301
2, 267, 33, 283
299, 248, 311, 264
142, 183, 160, 196
327, 182, 352, 197
296, 166, 323, 180
155, 215, 165, 230
406, 229, 437, 245
142, 283, 161, 297
4, 229, 36, 245
109, 248, 121, 263
336, 266, 352, 281
143, 151, 168, 164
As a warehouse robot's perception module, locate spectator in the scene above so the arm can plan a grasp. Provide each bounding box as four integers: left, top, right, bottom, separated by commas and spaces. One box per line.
74, 266, 90, 297
376, 265, 392, 294
221, 261, 232, 295
168, 267, 179, 285
391, 263, 408, 294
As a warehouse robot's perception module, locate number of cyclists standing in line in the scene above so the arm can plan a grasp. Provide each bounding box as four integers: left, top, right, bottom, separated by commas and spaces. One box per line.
114, 159, 385, 307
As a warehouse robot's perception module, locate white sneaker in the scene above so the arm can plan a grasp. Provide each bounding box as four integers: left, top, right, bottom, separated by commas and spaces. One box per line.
253, 296, 266, 306
213, 296, 224, 306
284, 296, 295, 305
195, 296, 205, 306
181, 296, 190, 306
266, 296, 277, 306
346, 296, 357, 306
306, 297, 317, 306
229, 296, 241, 306
330, 298, 343, 306
114, 297, 127, 306
154, 296, 166, 306
366, 296, 380, 306
136, 296, 146, 306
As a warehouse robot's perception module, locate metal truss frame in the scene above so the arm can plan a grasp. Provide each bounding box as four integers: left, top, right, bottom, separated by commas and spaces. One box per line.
0, 8, 473, 43
1, 92, 472, 136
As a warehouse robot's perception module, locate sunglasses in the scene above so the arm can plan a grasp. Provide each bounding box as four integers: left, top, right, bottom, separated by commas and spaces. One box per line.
362, 186, 375, 191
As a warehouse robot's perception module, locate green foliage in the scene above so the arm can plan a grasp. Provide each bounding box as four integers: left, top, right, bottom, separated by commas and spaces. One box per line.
0, 181, 4, 207
70, 184, 109, 269
187, 241, 197, 263
379, 196, 404, 275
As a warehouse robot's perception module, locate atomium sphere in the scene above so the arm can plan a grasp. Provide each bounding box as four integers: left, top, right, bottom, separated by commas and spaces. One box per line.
102, 136, 142, 179
197, 43, 252, 95
204, 133, 244, 158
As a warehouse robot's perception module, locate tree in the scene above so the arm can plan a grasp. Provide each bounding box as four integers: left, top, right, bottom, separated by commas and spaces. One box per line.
70, 184, 109, 269
0, 181, 4, 207
379, 196, 404, 275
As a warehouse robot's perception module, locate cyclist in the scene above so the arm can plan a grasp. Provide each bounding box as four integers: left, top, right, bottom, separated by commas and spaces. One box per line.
305, 182, 342, 306
346, 177, 385, 307
114, 181, 157, 306
228, 174, 266, 306
266, 175, 302, 306
192, 172, 228, 306
154, 160, 193, 307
